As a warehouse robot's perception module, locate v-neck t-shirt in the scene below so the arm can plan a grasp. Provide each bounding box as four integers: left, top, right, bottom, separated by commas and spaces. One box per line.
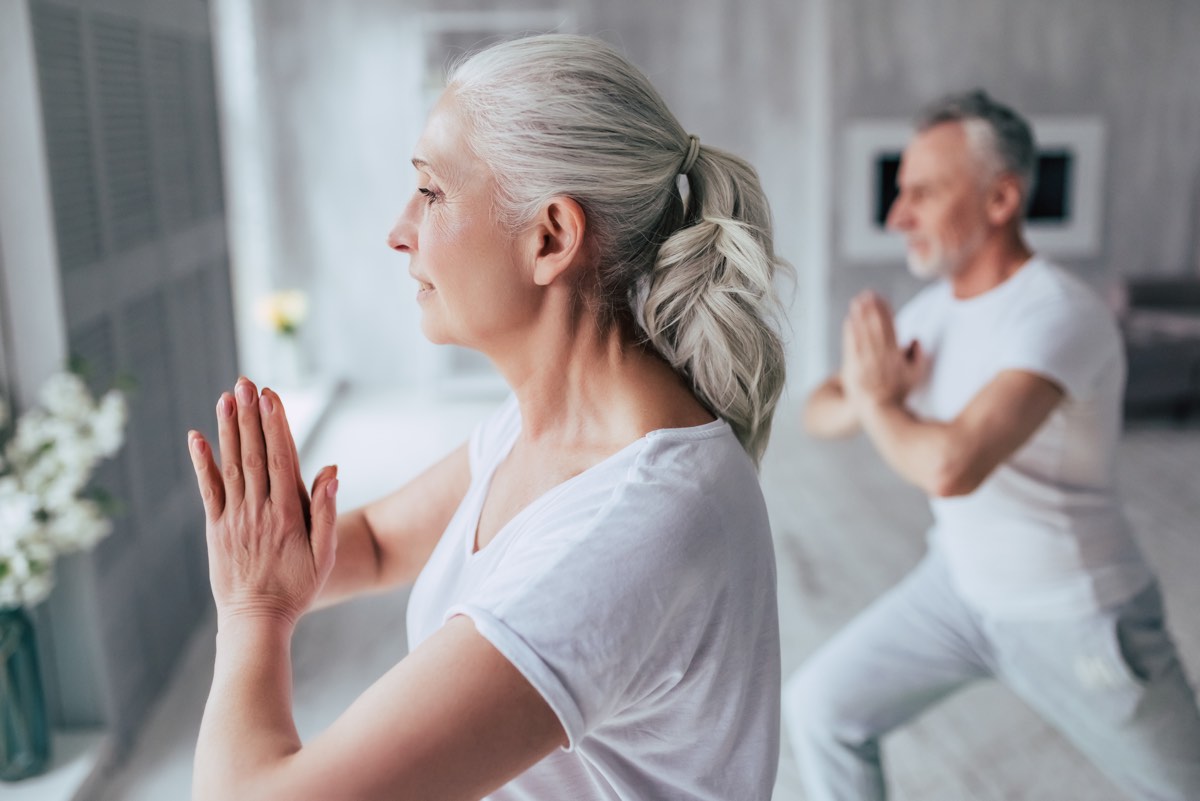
405, 395, 781, 800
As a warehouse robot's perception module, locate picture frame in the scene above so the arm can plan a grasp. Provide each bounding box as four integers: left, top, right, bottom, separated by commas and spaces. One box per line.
840, 116, 1107, 262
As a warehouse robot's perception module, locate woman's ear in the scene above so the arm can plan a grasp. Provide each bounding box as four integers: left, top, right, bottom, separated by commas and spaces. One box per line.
529, 196, 587, 287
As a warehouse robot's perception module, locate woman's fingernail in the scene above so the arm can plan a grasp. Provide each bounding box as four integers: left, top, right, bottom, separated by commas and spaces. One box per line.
218, 395, 233, 417
327, 478, 339, 498
260, 392, 274, 415
236, 382, 254, 405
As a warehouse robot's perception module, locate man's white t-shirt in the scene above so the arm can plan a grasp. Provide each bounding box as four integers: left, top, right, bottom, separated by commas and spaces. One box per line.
895, 257, 1153, 618
406, 396, 781, 800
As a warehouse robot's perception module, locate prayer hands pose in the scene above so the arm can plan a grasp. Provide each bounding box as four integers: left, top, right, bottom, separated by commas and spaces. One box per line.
840, 290, 927, 410
186, 377, 339, 626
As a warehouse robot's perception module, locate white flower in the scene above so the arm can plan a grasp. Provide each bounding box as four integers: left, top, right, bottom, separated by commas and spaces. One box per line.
0, 551, 54, 608
47, 498, 111, 551
0, 484, 39, 551
10, 408, 49, 458
92, 391, 128, 458
1, 371, 127, 608
39, 372, 94, 422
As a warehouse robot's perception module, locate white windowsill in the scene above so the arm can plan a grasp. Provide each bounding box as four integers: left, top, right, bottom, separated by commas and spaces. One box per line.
1, 730, 109, 801
274, 377, 344, 455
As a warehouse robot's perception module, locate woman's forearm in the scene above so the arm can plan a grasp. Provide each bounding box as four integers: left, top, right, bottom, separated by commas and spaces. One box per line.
313, 444, 472, 612
311, 509, 385, 610
194, 616, 300, 801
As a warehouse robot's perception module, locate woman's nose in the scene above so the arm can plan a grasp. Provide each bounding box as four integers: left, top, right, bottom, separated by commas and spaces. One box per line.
386, 205, 417, 253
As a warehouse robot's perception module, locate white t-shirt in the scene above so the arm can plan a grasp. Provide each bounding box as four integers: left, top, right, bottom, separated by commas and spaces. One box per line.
406, 396, 781, 800
895, 257, 1152, 618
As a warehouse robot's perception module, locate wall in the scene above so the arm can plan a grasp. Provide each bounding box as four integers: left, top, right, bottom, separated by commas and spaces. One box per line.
580, 0, 810, 391
823, 0, 1200, 364
226, 0, 1200, 400
236, 0, 811, 393
6, 0, 239, 748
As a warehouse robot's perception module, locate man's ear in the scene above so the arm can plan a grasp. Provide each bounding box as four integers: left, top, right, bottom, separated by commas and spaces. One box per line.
985, 173, 1025, 227
528, 196, 587, 287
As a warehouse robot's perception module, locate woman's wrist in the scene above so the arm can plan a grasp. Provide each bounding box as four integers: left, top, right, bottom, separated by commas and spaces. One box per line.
216, 606, 298, 645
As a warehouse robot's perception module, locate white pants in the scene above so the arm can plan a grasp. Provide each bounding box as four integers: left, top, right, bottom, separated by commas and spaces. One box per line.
783, 552, 1200, 801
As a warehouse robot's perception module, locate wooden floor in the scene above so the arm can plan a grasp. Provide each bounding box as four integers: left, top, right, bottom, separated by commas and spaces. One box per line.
92, 389, 1200, 801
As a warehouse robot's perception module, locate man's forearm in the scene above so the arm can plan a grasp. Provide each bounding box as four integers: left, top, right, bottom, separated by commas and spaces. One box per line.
803, 376, 861, 438
857, 399, 964, 497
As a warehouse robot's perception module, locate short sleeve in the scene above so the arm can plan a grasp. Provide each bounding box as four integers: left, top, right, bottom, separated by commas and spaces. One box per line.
995, 299, 1121, 401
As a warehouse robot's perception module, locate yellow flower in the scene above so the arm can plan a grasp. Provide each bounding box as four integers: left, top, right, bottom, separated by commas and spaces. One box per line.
255, 290, 309, 336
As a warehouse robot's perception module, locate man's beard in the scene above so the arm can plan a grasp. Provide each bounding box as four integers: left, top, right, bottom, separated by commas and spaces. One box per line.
905, 242, 948, 279
904, 230, 983, 280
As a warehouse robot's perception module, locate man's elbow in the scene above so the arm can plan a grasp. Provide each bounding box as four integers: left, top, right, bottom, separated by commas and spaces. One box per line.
927, 459, 986, 498
802, 404, 858, 440
802, 412, 834, 439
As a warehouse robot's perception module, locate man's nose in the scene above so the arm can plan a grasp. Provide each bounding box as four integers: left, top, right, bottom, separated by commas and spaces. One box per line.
885, 195, 910, 232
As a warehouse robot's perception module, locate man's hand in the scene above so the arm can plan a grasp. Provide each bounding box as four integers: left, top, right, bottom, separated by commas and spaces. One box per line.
841, 291, 927, 411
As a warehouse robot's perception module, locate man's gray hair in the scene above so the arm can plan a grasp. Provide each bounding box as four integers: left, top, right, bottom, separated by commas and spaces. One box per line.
916, 90, 1037, 205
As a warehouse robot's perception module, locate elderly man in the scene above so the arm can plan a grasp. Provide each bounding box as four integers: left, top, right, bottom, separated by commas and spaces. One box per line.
784, 90, 1200, 800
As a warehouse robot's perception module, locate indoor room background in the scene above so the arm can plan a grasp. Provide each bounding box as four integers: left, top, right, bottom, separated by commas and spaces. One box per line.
1, 0, 1198, 799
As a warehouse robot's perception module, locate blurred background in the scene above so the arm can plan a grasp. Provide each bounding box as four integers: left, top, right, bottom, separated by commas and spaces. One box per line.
1, 0, 1198, 799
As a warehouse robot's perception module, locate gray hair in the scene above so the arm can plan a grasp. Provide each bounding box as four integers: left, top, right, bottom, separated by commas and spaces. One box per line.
915, 89, 1037, 206
447, 34, 787, 464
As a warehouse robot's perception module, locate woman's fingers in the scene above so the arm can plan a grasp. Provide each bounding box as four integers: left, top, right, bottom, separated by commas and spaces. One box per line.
260, 388, 300, 514
309, 464, 339, 575
281, 393, 312, 528
187, 431, 225, 520
216, 391, 244, 506
235, 378, 269, 505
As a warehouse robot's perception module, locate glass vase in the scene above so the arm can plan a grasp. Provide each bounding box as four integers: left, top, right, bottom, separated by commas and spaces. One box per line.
0, 607, 50, 782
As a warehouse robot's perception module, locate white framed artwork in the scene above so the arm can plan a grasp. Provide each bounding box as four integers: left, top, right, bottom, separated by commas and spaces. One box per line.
839, 116, 1107, 262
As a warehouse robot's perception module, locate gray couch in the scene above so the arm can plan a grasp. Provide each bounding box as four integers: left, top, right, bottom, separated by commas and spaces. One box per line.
1117, 277, 1200, 418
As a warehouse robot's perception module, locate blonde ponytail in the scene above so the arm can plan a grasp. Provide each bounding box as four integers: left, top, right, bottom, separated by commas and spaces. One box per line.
643, 146, 787, 463
450, 35, 788, 463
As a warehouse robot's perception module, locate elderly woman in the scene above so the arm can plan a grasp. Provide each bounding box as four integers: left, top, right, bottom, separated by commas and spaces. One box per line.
187, 34, 787, 800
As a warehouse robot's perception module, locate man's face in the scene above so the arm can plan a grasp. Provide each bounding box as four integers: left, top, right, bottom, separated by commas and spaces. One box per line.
886, 122, 992, 280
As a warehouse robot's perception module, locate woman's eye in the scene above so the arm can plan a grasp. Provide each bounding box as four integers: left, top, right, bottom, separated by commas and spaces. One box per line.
417, 187, 441, 205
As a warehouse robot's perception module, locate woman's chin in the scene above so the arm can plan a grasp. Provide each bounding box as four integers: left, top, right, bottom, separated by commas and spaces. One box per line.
419, 324, 451, 346
418, 316, 458, 347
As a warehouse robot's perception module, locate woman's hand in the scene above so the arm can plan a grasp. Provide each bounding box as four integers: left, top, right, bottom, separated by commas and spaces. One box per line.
186, 378, 339, 627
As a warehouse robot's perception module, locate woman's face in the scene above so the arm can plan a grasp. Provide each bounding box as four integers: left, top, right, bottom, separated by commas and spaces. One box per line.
387, 92, 535, 350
